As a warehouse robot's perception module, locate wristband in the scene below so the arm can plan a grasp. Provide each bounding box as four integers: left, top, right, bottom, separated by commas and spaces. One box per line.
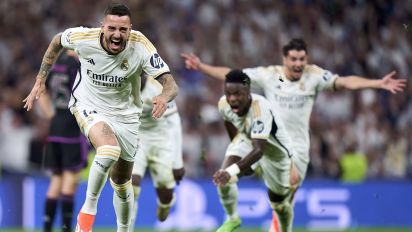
225, 164, 240, 177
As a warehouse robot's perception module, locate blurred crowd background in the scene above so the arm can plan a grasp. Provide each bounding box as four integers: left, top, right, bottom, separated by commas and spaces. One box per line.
0, 0, 411, 181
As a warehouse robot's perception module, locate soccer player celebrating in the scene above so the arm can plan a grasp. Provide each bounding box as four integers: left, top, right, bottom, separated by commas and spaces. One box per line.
23, 3, 178, 232
182, 38, 406, 232
213, 70, 299, 232
37, 48, 88, 232
129, 74, 184, 232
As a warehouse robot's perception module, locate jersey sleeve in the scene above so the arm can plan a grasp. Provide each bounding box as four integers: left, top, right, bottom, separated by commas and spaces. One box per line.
60, 27, 91, 50
250, 99, 273, 140
133, 32, 170, 78
312, 65, 339, 91
243, 66, 268, 90
217, 96, 230, 121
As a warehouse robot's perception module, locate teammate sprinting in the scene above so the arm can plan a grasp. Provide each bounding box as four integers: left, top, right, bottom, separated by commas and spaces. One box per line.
213, 70, 299, 232
23, 3, 178, 232
182, 38, 406, 232
129, 74, 184, 232
37, 49, 88, 232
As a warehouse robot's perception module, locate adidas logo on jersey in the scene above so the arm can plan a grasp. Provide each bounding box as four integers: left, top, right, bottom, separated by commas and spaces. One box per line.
86, 58, 95, 65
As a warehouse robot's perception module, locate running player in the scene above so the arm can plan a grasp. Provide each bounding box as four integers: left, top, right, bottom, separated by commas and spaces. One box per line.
37, 49, 88, 232
129, 74, 184, 232
213, 70, 298, 232
23, 3, 178, 232
181, 38, 406, 232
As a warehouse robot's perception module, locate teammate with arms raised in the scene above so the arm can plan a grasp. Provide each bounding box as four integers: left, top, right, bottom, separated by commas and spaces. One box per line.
23, 3, 178, 232
213, 70, 298, 232
182, 38, 406, 232
129, 74, 184, 232
37, 49, 88, 232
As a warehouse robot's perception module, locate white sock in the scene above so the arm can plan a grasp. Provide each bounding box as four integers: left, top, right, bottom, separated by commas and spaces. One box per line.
81, 145, 120, 214
129, 185, 141, 232
217, 183, 239, 220
111, 179, 134, 232
270, 197, 293, 232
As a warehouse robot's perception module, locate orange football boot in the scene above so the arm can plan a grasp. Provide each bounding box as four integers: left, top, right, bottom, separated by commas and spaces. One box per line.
75, 211, 95, 232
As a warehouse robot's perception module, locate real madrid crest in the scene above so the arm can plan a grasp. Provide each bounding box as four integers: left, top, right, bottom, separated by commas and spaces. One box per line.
299, 81, 305, 91
121, 59, 129, 71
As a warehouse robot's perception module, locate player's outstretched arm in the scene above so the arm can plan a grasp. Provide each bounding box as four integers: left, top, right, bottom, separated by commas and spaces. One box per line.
152, 73, 179, 119
23, 33, 64, 111
213, 139, 266, 187
180, 52, 231, 81
334, 70, 407, 93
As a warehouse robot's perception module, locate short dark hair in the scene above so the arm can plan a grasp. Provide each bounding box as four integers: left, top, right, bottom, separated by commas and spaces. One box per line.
225, 69, 250, 87
282, 38, 307, 56
104, 3, 131, 18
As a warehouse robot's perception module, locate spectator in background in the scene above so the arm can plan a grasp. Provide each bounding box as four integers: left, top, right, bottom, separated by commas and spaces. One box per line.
0, 108, 34, 172
36, 48, 88, 232
339, 139, 368, 182
383, 128, 408, 178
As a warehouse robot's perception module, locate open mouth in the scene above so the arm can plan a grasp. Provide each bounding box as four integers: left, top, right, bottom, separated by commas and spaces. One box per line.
110, 38, 122, 51
293, 68, 303, 74
230, 105, 240, 113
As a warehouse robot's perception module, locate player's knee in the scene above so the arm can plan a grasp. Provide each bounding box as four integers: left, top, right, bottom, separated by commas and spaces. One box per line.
268, 190, 292, 214
268, 189, 288, 203
110, 158, 134, 184
131, 174, 142, 186
172, 168, 185, 184
156, 188, 174, 204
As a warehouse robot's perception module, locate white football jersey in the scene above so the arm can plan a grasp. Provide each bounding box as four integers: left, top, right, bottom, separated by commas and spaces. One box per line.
243, 65, 338, 164
61, 27, 170, 119
140, 76, 167, 130
139, 76, 178, 130
218, 93, 294, 159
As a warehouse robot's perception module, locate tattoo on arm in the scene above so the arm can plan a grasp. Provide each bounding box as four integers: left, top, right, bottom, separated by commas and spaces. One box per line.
39, 63, 52, 79
156, 73, 179, 101
38, 33, 64, 80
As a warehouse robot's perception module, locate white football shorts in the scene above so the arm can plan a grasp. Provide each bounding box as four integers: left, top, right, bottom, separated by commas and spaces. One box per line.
259, 144, 292, 196
132, 129, 176, 189
71, 103, 140, 162
225, 133, 292, 195
225, 133, 253, 158
165, 113, 183, 170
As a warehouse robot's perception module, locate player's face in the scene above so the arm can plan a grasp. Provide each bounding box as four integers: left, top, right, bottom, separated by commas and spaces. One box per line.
283, 50, 307, 81
224, 83, 251, 116
101, 14, 131, 55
